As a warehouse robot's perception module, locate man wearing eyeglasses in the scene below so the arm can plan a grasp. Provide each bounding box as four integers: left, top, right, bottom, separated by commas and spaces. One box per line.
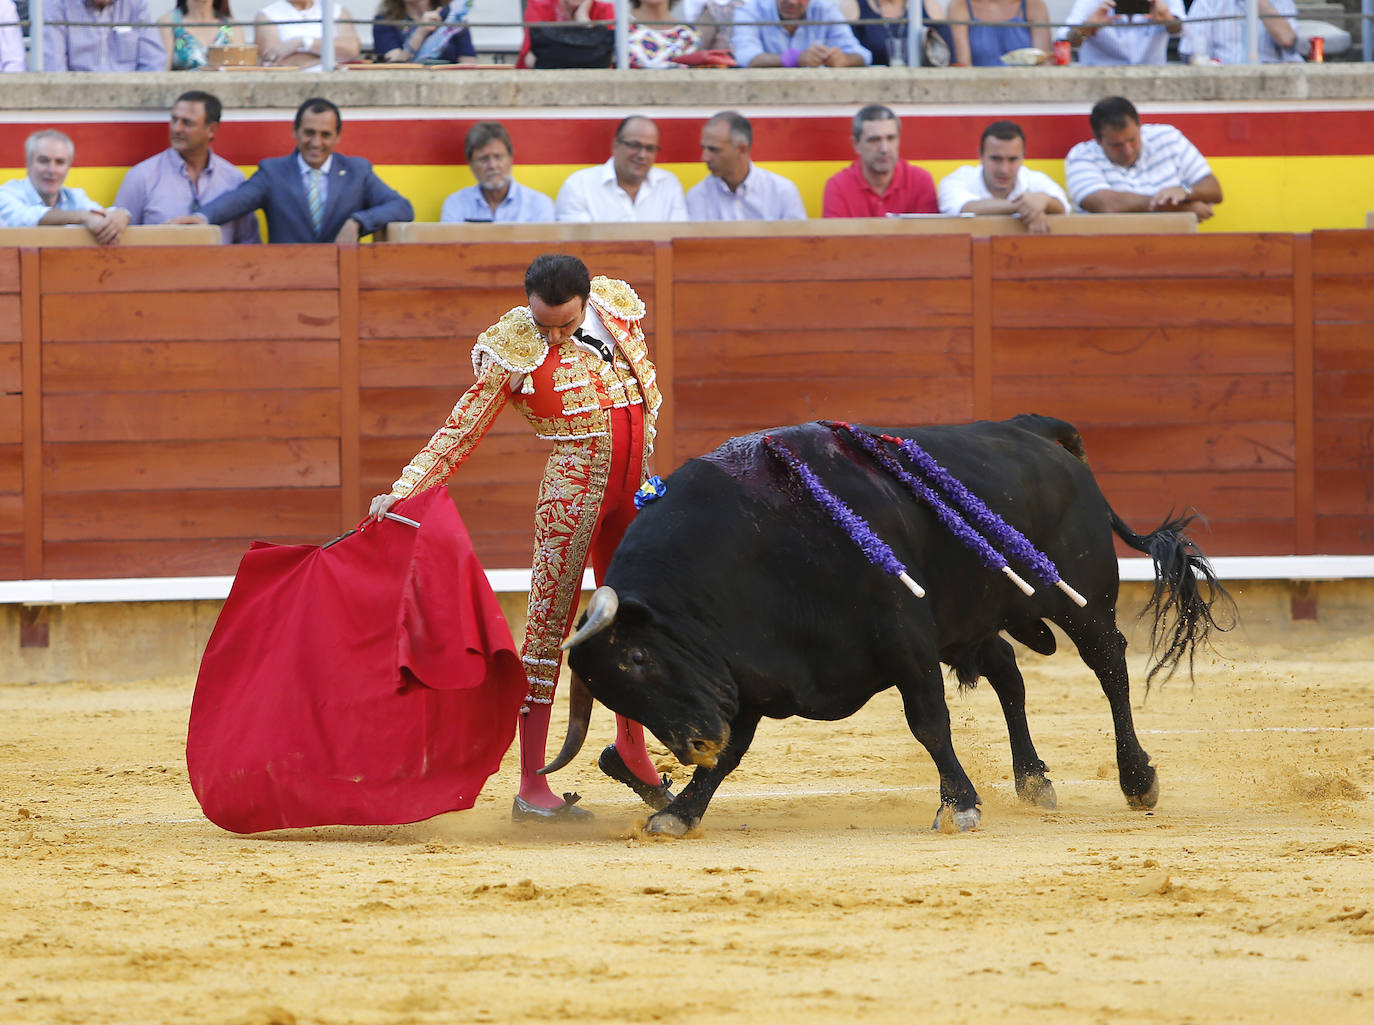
116, 91, 260, 245
554, 116, 687, 223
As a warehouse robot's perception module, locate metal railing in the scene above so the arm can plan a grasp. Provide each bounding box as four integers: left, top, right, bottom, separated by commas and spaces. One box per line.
6, 0, 1368, 72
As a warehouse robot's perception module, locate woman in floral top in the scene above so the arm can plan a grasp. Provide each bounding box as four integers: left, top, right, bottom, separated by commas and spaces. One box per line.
159, 0, 239, 69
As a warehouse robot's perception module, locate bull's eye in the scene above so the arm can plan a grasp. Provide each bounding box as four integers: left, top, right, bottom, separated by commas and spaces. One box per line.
630, 648, 646, 666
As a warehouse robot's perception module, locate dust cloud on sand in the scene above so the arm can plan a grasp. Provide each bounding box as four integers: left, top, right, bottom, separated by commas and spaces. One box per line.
2, 634, 1371, 1024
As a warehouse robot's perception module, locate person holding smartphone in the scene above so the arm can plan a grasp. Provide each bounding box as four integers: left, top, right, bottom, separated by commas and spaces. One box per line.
1056, 0, 1183, 65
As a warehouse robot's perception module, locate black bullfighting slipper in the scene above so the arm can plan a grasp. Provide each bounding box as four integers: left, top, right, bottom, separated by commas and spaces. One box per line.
510, 792, 594, 823
598, 745, 675, 811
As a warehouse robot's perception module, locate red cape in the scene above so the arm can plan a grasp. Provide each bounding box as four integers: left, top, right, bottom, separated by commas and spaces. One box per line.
187, 488, 526, 834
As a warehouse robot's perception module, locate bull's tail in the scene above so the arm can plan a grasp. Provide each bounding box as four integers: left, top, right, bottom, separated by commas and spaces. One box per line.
1109, 508, 1237, 686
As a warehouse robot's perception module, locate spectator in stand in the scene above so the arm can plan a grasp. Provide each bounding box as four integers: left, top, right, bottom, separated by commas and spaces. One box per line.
733, 0, 872, 67
1065, 96, 1223, 220
158, 0, 243, 70
627, 0, 701, 67
43, 0, 167, 70
373, 0, 477, 63
175, 97, 413, 243
0, 130, 130, 244
946, 0, 1050, 66
1182, 0, 1302, 63
116, 92, 260, 245
834, 0, 954, 66
937, 120, 1067, 233
555, 116, 687, 222
255, 0, 362, 67
686, 111, 807, 221
1056, 0, 1183, 65
682, 0, 744, 51
822, 104, 938, 218
440, 122, 556, 223
1, 0, 24, 71
518, 0, 616, 69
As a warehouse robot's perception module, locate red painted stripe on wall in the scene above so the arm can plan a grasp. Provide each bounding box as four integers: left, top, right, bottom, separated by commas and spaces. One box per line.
4, 109, 1374, 167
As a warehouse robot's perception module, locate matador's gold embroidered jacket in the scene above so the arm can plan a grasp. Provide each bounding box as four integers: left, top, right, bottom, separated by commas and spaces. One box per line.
390, 277, 662, 500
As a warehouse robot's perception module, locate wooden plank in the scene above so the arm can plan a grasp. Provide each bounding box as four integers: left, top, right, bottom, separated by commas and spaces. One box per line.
1, 342, 22, 391
359, 241, 657, 289
359, 287, 657, 341
363, 433, 547, 485
1314, 469, 1374, 516
1312, 275, 1374, 324
0, 492, 18, 530
1293, 234, 1315, 555
670, 235, 971, 282
0, 394, 18, 443
1113, 520, 1296, 558
0, 225, 220, 248
39, 245, 339, 293
972, 237, 991, 420
1315, 323, 1374, 372
40, 290, 341, 342
43, 390, 340, 442
675, 329, 971, 381
0, 543, 20, 580
0, 248, 18, 291
989, 374, 1293, 426
1094, 470, 1294, 521
991, 278, 1292, 328
1314, 370, 1374, 420
0, 297, 19, 343
42, 538, 287, 579
992, 325, 1294, 377
360, 389, 536, 440
991, 233, 1293, 280
21, 248, 40, 578
673, 377, 974, 434
1310, 229, 1374, 277
1315, 420, 1374, 469
44, 487, 338, 541
1078, 422, 1294, 473
1313, 517, 1374, 553
0, 445, 19, 492
653, 241, 677, 471
43, 439, 340, 493
675, 280, 972, 332
360, 338, 475, 389
338, 246, 361, 531
42, 341, 340, 393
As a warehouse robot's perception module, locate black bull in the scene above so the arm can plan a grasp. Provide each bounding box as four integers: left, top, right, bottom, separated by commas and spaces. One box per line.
546, 415, 1234, 836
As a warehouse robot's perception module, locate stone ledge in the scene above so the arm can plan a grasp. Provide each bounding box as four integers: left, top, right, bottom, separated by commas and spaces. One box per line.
2, 64, 1372, 113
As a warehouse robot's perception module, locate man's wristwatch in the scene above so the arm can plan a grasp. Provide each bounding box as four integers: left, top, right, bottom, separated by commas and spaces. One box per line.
1180, 182, 1193, 197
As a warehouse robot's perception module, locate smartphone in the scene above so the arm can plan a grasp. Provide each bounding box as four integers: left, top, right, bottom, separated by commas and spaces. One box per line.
1114, 0, 1151, 15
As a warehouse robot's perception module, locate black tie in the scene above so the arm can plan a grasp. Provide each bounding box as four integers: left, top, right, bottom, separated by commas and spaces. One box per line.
573, 329, 612, 363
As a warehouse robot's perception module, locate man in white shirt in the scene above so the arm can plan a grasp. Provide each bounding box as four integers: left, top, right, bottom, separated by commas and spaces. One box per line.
685, 111, 807, 222
1064, 96, 1223, 220
555, 116, 687, 223
0, 129, 129, 244
1057, 0, 1185, 66
937, 121, 1068, 234
1182, 0, 1302, 63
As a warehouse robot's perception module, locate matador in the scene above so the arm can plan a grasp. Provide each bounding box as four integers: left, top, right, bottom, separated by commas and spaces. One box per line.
368, 253, 672, 821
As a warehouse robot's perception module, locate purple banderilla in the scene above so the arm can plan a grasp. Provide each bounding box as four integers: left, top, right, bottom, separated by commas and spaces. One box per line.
764, 435, 925, 598
828, 422, 1087, 607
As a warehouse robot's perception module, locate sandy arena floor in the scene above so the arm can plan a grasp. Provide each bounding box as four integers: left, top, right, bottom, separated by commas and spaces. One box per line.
1, 619, 1371, 1025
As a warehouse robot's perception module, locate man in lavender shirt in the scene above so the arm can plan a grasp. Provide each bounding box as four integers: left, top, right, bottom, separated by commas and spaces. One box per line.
116, 92, 261, 245
43, 0, 166, 71
0, 0, 24, 72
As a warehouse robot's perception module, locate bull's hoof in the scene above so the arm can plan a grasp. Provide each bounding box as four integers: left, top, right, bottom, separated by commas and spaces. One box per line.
1124, 769, 1160, 810
645, 811, 693, 837
931, 805, 981, 833
1016, 774, 1058, 810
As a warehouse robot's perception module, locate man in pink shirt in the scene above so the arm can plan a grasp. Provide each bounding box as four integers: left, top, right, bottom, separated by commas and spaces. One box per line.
822, 104, 938, 218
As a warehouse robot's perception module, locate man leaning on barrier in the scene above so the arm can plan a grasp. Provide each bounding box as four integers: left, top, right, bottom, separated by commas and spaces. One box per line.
43, 0, 166, 71
0, 130, 130, 245
1065, 96, 1223, 221
938, 120, 1068, 233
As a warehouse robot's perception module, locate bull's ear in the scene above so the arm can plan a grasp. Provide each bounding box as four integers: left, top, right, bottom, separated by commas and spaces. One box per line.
615, 598, 655, 628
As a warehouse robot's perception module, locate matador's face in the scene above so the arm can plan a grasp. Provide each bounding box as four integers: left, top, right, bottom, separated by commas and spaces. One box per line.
528, 294, 587, 347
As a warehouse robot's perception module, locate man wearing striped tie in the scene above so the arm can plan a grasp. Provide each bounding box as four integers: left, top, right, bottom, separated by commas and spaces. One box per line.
179, 97, 413, 244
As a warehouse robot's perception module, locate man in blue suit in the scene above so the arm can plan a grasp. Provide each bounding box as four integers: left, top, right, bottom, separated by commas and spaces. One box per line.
179, 97, 413, 244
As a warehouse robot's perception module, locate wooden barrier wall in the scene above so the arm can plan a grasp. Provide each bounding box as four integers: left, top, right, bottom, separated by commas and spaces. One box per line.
3, 231, 1372, 580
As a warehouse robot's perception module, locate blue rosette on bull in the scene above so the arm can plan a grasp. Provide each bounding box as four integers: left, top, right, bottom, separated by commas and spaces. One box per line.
552, 416, 1235, 838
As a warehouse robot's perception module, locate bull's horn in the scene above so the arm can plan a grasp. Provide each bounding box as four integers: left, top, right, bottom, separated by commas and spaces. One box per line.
558, 585, 619, 651
537, 671, 594, 776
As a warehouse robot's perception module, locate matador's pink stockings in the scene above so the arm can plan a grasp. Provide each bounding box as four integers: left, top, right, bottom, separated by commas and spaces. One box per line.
517, 704, 662, 809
